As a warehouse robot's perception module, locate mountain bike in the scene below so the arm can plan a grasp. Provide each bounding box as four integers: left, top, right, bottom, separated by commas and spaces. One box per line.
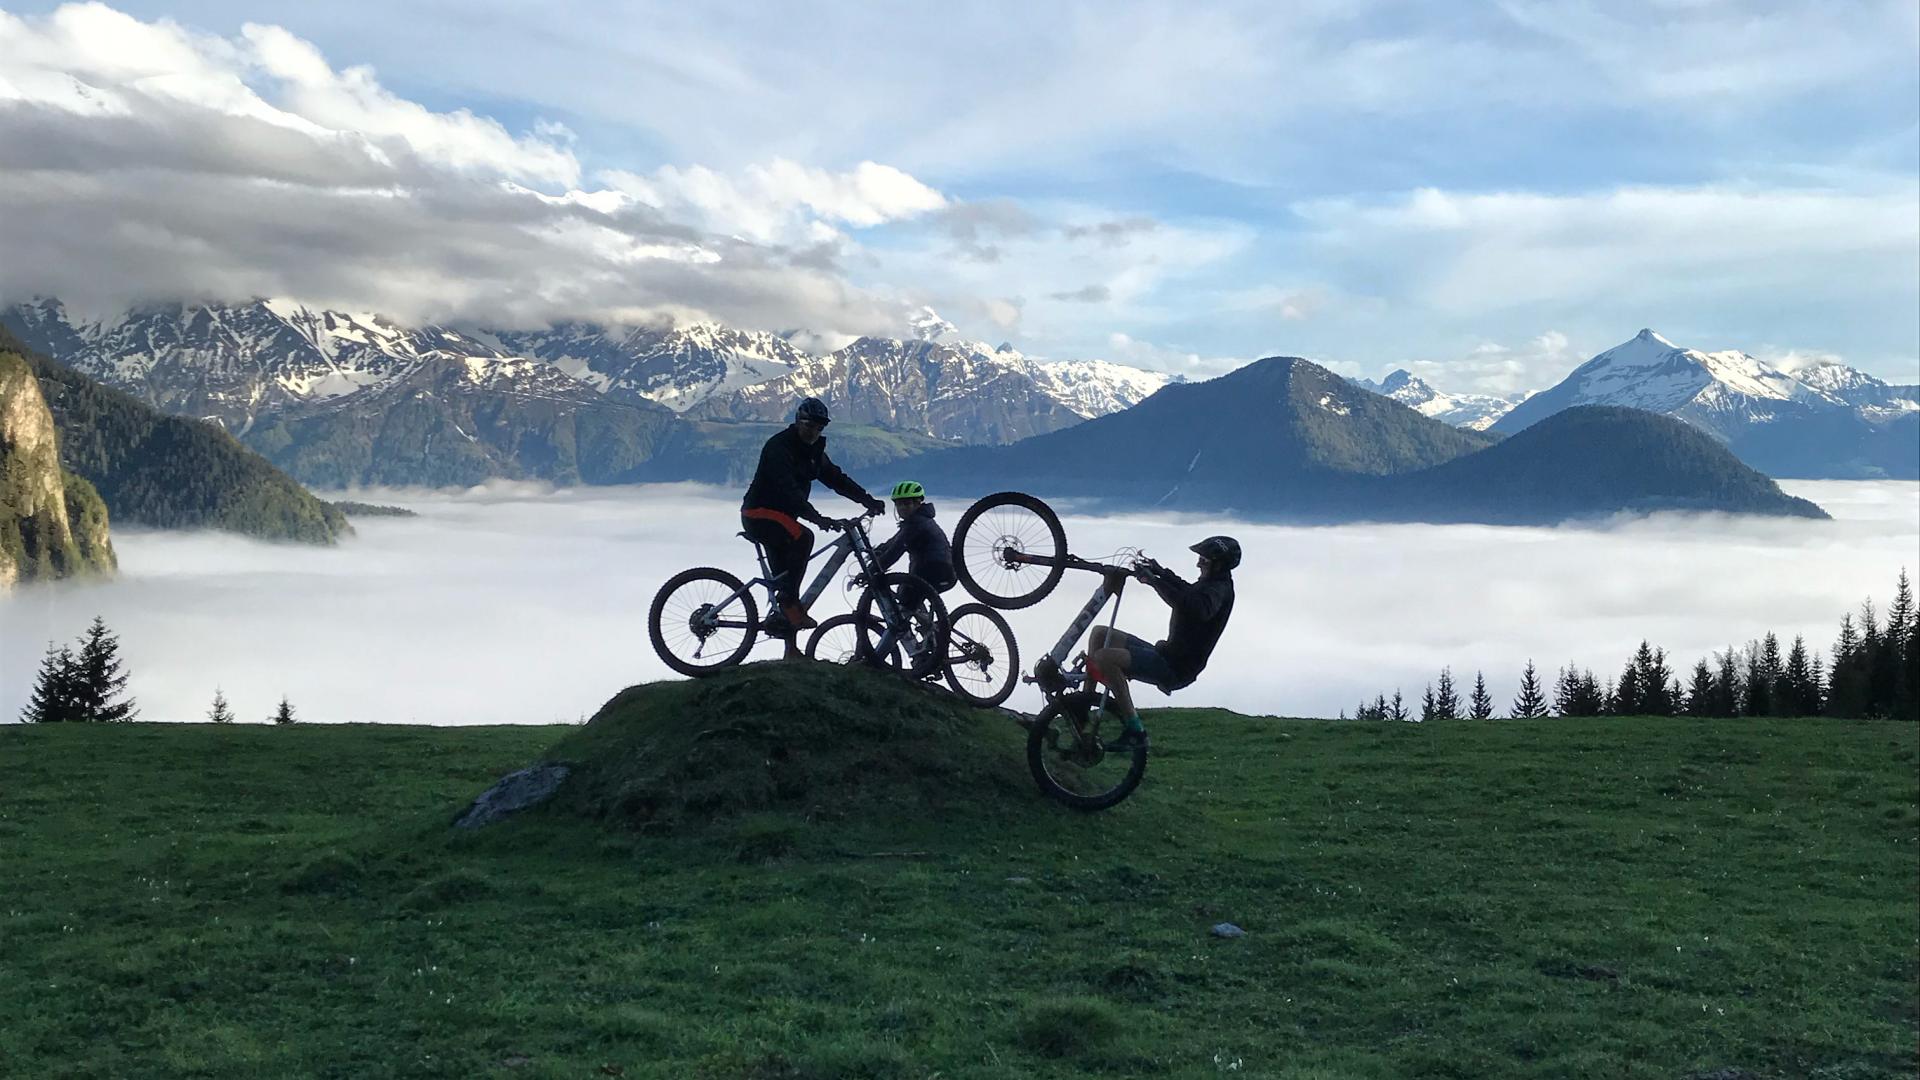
805, 593, 1021, 709
952, 492, 1152, 811
649, 515, 947, 679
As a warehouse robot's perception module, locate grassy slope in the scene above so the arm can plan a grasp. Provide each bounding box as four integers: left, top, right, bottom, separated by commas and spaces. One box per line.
1, 700, 1914, 1079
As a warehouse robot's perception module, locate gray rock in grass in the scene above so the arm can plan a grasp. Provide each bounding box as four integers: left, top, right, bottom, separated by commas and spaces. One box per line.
453, 763, 572, 829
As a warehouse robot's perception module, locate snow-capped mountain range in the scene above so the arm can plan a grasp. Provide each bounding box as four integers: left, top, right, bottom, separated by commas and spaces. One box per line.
1348, 369, 1530, 430
1490, 329, 1917, 478
1, 299, 1176, 447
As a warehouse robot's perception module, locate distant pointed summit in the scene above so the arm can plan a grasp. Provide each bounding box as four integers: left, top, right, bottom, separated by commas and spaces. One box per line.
1493, 330, 1916, 478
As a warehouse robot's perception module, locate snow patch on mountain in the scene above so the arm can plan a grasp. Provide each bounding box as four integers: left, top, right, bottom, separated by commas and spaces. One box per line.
1351, 369, 1526, 430
909, 307, 959, 342
1032, 358, 1176, 418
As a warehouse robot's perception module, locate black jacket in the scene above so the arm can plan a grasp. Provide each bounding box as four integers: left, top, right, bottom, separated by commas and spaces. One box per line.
874, 503, 954, 586
741, 427, 876, 525
1144, 568, 1235, 689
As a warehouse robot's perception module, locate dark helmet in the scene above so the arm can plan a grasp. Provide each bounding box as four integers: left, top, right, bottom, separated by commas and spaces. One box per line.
795, 397, 831, 426
1190, 535, 1241, 571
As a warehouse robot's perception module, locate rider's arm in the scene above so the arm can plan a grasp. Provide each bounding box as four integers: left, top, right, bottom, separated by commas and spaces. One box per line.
872, 513, 924, 571
1150, 571, 1229, 622
817, 451, 884, 515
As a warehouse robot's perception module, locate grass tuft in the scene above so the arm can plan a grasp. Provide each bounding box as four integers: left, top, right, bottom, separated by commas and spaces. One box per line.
397, 866, 501, 910
278, 849, 363, 895
1013, 996, 1126, 1058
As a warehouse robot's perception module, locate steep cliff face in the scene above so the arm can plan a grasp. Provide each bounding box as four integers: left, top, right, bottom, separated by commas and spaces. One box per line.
0, 351, 115, 587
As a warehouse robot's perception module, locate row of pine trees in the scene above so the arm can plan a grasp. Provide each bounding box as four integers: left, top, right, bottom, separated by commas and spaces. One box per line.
20, 616, 298, 724
1353, 571, 1919, 722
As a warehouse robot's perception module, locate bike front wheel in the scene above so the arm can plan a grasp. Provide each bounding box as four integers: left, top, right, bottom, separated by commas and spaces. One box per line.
1026, 690, 1148, 811
943, 602, 1019, 708
648, 567, 760, 677
856, 572, 950, 682
805, 612, 899, 667
953, 491, 1067, 610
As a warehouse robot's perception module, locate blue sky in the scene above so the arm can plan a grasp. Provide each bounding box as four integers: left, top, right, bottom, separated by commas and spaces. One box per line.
2, 0, 1915, 388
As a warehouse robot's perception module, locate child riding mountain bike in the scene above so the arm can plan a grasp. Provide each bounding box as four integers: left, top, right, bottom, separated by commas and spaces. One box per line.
869, 481, 955, 598
1087, 535, 1240, 752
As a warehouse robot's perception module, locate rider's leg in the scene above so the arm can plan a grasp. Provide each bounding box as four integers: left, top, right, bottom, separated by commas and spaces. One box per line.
743, 516, 816, 650
1087, 628, 1139, 726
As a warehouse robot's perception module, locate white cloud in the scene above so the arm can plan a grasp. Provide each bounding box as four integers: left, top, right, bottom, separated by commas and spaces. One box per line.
1294, 183, 1920, 317
1396, 330, 1586, 395
2, 480, 1910, 725
0, 3, 943, 337
603, 159, 945, 245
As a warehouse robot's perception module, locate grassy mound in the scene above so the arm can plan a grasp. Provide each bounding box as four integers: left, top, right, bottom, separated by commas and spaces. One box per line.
545, 660, 1033, 831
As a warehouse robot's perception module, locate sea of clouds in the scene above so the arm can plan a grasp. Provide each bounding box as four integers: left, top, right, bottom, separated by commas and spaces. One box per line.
2, 481, 1914, 726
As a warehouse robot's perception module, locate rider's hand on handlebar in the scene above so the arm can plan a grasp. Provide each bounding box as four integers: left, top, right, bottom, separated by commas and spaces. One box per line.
817, 517, 845, 533
862, 496, 886, 517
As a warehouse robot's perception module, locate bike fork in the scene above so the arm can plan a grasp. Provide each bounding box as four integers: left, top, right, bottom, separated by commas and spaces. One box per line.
1094, 590, 1122, 718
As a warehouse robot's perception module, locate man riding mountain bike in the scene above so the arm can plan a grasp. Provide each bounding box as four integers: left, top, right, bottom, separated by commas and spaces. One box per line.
741, 397, 886, 658
1087, 535, 1240, 752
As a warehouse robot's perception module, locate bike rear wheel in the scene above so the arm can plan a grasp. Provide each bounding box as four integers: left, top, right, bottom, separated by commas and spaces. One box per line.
805, 612, 899, 667
943, 602, 1019, 708
856, 572, 949, 681
1026, 690, 1147, 811
954, 491, 1067, 610
648, 567, 760, 677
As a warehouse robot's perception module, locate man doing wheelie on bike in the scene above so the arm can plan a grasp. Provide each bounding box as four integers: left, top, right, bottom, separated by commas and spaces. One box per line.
741, 397, 887, 658
1087, 535, 1240, 752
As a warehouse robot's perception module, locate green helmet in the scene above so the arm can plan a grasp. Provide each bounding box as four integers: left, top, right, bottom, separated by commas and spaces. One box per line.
889, 480, 925, 501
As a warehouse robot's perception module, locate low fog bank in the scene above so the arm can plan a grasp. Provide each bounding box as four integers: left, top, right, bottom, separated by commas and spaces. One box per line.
2, 480, 1914, 725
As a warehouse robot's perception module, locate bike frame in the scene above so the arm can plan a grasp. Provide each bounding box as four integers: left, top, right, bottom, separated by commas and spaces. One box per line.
1007, 550, 1131, 702
696, 518, 918, 652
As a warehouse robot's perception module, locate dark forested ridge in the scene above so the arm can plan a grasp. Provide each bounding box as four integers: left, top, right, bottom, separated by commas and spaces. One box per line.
0, 327, 348, 544
901, 356, 1496, 515
1383, 406, 1828, 523
900, 358, 1824, 523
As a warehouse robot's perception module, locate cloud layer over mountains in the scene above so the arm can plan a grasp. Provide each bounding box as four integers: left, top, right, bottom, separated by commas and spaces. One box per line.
1, 480, 1912, 726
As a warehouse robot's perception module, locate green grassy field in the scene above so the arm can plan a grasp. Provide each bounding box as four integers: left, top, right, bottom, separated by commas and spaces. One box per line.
2, 662, 1915, 1079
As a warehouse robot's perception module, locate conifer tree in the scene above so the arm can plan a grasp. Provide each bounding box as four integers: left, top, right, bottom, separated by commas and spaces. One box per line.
1469, 671, 1494, 721
207, 688, 235, 724
1780, 636, 1816, 716
1743, 641, 1772, 718
21, 643, 81, 723
1810, 652, 1827, 716
1861, 599, 1890, 715
1643, 643, 1678, 716
1510, 660, 1548, 718
1611, 651, 1644, 716
72, 617, 136, 723
1711, 647, 1742, 717
1554, 665, 1605, 717
1371, 694, 1388, 722
1684, 659, 1714, 717
1419, 684, 1436, 724
1434, 667, 1460, 721
1388, 690, 1409, 723
271, 696, 297, 725
1828, 612, 1868, 717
